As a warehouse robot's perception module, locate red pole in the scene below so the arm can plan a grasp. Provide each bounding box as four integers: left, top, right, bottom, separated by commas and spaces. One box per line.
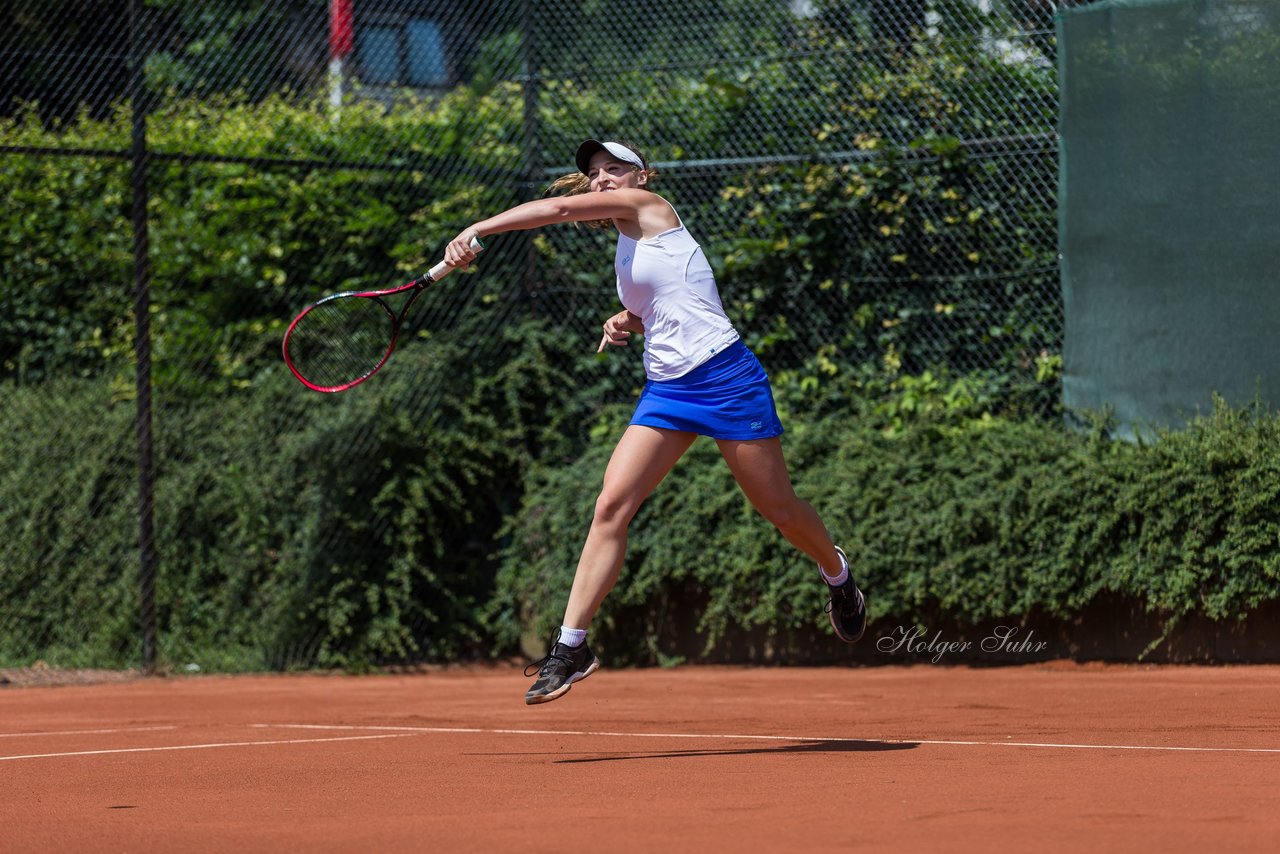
330, 0, 353, 60
329, 0, 353, 111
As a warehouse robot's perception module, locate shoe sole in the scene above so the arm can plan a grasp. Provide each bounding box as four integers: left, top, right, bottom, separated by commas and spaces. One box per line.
832, 623, 866, 643
525, 657, 600, 705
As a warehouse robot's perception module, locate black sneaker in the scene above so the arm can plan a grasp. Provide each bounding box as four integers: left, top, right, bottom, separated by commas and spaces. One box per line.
523, 633, 600, 705
822, 546, 867, 643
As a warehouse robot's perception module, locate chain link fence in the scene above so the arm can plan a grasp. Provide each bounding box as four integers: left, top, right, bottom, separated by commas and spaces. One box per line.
1, 0, 1084, 673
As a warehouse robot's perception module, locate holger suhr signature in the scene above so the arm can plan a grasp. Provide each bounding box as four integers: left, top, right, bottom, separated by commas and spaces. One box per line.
876, 625, 1049, 663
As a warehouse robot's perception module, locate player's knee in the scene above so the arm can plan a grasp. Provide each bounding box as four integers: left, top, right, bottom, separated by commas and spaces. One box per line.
757, 497, 802, 532
593, 491, 639, 529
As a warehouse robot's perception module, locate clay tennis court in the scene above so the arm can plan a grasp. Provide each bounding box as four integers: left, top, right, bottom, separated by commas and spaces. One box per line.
3, 662, 1277, 852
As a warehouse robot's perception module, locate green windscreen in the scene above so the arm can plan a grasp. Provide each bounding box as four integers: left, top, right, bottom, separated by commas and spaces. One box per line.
1058, 0, 1280, 434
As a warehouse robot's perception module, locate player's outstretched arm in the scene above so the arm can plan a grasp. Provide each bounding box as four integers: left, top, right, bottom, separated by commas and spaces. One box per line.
444, 189, 664, 267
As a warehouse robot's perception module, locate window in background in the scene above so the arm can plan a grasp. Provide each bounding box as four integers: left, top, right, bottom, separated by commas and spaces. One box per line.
406, 19, 447, 86
358, 26, 400, 85
357, 17, 449, 88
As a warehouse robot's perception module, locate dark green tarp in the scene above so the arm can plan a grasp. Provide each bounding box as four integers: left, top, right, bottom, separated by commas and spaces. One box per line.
1058, 0, 1280, 435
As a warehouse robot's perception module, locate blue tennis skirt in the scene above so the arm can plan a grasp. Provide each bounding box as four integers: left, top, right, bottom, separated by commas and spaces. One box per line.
630, 340, 784, 440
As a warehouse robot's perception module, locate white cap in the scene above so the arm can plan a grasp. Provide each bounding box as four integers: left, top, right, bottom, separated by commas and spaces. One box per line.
575, 139, 645, 174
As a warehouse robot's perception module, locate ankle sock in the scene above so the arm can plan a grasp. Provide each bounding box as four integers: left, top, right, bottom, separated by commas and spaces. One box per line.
558, 626, 587, 648
821, 550, 850, 587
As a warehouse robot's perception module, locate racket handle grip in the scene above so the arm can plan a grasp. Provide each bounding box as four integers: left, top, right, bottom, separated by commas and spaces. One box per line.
425, 235, 485, 282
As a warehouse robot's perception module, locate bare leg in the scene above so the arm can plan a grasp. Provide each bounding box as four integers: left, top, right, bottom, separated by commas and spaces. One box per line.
715, 436, 844, 579
561, 425, 698, 629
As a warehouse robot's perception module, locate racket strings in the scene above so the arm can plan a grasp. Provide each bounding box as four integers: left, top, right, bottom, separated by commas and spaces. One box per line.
286, 295, 396, 391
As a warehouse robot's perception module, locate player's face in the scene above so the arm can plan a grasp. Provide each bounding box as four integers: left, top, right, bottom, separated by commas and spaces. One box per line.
587, 151, 644, 192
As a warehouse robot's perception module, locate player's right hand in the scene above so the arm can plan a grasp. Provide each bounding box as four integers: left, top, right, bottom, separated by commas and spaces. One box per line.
444, 228, 482, 269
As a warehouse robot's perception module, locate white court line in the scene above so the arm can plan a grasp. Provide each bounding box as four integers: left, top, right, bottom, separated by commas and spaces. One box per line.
0, 726, 178, 739
0, 731, 420, 762
252, 723, 1280, 755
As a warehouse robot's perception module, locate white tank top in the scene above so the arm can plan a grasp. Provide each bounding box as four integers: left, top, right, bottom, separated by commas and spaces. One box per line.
615, 213, 740, 381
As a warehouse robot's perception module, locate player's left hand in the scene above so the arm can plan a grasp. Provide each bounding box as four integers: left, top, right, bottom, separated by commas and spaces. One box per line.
597, 311, 637, 353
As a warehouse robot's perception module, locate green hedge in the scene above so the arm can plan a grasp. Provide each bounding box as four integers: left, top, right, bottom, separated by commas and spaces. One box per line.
492, 388, 1280, 664
6, 343, 1278, 669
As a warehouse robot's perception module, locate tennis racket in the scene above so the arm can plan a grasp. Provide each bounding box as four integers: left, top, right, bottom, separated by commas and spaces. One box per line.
282, 236, 484, 393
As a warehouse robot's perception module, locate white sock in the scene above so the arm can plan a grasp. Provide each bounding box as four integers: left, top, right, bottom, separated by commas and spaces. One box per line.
821, 550, 850, 587
558, 626, 587, 648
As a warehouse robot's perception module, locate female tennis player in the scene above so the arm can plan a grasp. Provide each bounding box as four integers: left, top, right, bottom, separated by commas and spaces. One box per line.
445, 140, 866, 705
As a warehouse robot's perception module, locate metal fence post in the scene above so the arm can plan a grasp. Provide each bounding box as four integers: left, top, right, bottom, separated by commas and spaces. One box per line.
129, 0, 158, 675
